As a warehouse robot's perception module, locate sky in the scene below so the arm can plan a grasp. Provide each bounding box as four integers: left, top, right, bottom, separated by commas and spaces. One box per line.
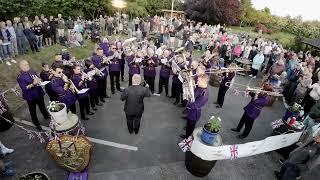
251, 0, 320, 21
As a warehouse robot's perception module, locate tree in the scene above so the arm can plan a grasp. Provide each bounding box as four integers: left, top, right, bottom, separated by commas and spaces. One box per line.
183, 0, 220, 24
215, 0, 240, 25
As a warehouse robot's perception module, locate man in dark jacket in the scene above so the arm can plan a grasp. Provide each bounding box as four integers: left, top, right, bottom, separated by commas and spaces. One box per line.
121, 74, 151, 134
274, 129, 320, 180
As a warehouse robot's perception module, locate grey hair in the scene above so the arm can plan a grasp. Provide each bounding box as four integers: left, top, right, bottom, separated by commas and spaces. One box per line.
132, 74, 141, 85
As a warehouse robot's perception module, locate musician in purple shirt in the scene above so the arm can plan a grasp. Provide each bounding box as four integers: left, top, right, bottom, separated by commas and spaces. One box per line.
108, 44, 123, 94
51, 64, 77, 114
181, 74, 209, 138
127, 50, 141, 86
40, 62, 57, 101
84, 59, 101, 110
158, 49, 172, 96
92, 48, 108, 101
71, 65, 94, 120
231, 90, 270, 138
116, 41, 126, 81
17, 60, 50, 131
143, 48, 158, 94
215, 70, 235, 108
99, 38, 110, 56
172, 56, 185, 105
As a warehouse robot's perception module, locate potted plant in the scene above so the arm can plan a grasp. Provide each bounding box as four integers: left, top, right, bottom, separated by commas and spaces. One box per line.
48, 101, 67, 125
283, 103, 301, 121
201, 116, 221, 145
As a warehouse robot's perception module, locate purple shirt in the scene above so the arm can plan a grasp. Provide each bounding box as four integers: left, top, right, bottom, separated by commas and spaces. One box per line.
107, 51, 121, 72
244, 94, 269, 120
99, 42, 109, 56
92, 54, 108, 78
143, 56, 158, 77
159, 57, 171, 78
220, 72, 235, 89
84, 68, 98, 90
71, 74, 89, 99
17, 69, 45, 101
51, 77, 76, 108
186, 87, 209, 122
127, 55, 140, 75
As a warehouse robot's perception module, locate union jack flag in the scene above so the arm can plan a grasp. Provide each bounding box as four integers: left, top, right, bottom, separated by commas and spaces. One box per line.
178, 136, 193, 152
271, 119, 284, 129
230, 144, 239, 160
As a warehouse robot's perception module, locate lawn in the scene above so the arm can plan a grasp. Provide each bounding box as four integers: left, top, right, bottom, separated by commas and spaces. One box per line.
0, 35, 127, 112
229, 26, 296, 48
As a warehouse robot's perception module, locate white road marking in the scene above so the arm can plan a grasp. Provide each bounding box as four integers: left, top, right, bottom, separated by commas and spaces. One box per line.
14, 118, 138, 151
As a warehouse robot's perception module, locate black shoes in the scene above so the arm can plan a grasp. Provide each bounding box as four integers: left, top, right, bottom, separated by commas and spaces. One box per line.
92, 107, 98, 111
173, 101, 179, 105
216, 105, 222, 108
117, 89, 123, 92
274, 171, 280, 180
237, 135, 246, 139
180, 134, 187, 139
96, 103, 103, 106
230, 128, 240, 132
87, 112, 94, 115
36, 126, 43, 131
100, 99, 106, 103
112, 91, 115, 94
81, 117, 89, 121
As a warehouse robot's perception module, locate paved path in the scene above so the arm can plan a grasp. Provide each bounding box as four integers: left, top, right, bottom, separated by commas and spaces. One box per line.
1, 69, 285, 180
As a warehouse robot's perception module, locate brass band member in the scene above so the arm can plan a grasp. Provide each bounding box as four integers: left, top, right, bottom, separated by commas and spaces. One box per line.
127, 50, 142, 86
143, 48, 158, 94
71, 65, 94, 120
92, 47, 108, 101
158, 49, 172, 96
51, 64, 77, 113
107, 44, 123, 94
17, 60, 50, 131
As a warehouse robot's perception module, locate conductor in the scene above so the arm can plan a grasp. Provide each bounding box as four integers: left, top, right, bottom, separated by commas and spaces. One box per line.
121, 74, 151, 134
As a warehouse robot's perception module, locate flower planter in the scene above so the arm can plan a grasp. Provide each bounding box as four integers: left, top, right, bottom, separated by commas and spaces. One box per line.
201, 126, 219, 145
283, 109, 299, 121
48, 102, 79, 133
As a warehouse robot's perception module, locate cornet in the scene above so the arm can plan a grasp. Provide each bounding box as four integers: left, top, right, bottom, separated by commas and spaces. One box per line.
95, 68, 105, 77
31, 75, 43, 86
67, 79, 80, 94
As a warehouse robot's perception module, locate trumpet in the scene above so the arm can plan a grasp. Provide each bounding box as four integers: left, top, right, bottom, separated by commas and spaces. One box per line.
246, 87, 283, 97
95, 67, 105, 77
31, 74, 43, 86
205, 67, 245, 74
67, 79, 80, 94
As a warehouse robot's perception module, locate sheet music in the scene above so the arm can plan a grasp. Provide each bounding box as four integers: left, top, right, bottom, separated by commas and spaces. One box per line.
87, 70, 96, 77
78, 88, 89, 94
161, 58, 167, 64
135, 58, 142, 63
40, 81, 50, 86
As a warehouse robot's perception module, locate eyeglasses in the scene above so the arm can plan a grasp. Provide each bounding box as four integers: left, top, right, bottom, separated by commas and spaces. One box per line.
57, 71, 63, 74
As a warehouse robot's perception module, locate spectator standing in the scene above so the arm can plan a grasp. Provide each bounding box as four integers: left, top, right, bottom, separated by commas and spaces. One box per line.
57, 14, 65, 37
66, 16, 74, 39
33, 16, 43, 49
6, 20, 18, 57
43, 18, 52, 46
16, 22, 26, 55
49, 16, 57, 44
24, 24, 39, 53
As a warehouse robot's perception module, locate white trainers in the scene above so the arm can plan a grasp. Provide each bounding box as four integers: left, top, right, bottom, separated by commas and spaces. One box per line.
249, 74, 253, 77
0, 144, 14, 156
6, 61, 11, 66
10, 59, 17, 64
253, 76, 256, 78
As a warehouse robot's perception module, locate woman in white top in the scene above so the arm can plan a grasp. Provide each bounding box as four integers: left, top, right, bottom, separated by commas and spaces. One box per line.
250, 51, 264, 78
304, 81, 320, 116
